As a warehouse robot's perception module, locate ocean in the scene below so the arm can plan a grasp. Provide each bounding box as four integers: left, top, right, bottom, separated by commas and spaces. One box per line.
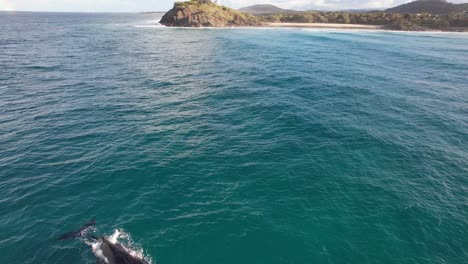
0, 12, 467, 264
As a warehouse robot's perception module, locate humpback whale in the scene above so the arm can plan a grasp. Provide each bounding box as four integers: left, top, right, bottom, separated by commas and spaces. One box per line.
58, 220, 150, 264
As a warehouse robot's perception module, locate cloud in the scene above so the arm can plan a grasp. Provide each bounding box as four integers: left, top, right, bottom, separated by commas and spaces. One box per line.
3, 0, 172, 12
0, 0, 15, 11
3, 0, 468, 12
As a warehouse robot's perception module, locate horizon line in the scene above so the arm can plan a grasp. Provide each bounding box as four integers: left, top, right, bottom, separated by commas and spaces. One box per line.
0, 8, 389, 14
0, 10, 167, 14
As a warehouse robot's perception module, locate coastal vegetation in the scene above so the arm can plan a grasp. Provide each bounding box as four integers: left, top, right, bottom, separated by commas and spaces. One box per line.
159, 0, 258, 27
160, 0, 468, 31
258, 12, 468, 31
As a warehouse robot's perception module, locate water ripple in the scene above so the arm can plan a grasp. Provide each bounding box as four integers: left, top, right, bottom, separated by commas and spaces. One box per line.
0, 12, 467, 264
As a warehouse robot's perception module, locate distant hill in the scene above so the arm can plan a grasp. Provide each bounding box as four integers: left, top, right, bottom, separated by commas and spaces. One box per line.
238, 4, 292, 14
385, 0, 468, 14
338, 9, 384, 13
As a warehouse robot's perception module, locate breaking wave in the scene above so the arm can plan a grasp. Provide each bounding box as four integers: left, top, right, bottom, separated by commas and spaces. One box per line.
134, 19, 165, 28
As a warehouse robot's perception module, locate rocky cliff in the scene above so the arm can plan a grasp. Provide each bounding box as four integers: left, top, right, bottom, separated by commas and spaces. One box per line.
159, 0, 259, 27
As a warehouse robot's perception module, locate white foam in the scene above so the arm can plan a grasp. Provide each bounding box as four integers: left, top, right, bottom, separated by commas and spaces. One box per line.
108, 229, 122, 244
86, 228, 152, 264
109, 229, 152, 263
134, 19, 164, 28
90, 239, 109, 263
134, 25, 165, 28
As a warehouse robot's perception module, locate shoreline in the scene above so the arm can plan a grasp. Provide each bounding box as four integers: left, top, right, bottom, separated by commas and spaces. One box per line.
260, 23, 468, 32
263, 23, 384, 30
155, 21, 468, 33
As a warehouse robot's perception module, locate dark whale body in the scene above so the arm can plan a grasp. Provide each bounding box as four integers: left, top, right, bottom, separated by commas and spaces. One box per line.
58, 221, 149, 264
95, 236, 149, 264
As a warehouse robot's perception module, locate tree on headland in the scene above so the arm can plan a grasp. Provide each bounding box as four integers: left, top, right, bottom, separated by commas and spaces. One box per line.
257, 11, 468, 31
161, 0, 259, 27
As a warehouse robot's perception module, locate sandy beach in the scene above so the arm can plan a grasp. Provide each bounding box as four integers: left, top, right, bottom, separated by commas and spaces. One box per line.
265, 23, 384, 30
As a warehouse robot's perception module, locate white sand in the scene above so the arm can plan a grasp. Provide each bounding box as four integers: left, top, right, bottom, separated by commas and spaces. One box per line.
265, 23, 383, 30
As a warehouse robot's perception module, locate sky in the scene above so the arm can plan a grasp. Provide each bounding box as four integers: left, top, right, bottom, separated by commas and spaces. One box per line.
0, 0, 466, 12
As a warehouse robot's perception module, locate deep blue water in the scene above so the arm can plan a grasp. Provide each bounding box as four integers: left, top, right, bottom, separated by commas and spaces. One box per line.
0, 12, 467, 264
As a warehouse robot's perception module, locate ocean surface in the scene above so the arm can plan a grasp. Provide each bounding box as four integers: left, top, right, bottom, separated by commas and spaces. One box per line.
0, 12, 467, 264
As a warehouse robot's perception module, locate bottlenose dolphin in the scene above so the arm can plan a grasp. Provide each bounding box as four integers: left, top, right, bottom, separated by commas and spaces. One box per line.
58, 220, 150, 264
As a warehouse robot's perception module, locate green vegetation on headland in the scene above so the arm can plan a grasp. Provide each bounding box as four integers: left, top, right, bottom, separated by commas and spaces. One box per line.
159, 0, 258, 27
160, 0, 468, 31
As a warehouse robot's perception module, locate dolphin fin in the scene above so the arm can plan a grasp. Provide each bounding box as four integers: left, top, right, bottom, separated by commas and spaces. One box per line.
58, 219, 96, 240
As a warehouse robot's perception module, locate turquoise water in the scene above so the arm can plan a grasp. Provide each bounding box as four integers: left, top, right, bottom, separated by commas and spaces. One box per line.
1, 12, 467, 264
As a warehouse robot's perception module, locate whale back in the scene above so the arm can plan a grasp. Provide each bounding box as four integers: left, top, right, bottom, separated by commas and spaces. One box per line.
102, 238, 149, 264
